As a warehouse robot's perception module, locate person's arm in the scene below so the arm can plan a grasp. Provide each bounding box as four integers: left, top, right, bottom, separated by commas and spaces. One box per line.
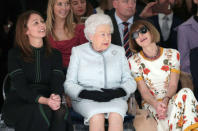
38, 96, 49, 105
47, 49, 65, 109
177, 26, 190, 74
163, 50, 180, 105
137, 80, 158, 108
120, 47, 137, 99
139, 1, 158, 19
8, 48, 42, 103
64, 47, 85, 99
137, 79, 167, 119
49, 49, 65, 96
162, 72, 179, 105
138, 79, 168, 119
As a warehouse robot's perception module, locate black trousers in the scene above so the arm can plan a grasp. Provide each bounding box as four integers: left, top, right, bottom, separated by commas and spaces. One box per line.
3, 103, 73, 131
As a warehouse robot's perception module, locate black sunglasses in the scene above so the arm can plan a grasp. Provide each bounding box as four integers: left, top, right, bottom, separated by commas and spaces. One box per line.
132, 26, 148, 39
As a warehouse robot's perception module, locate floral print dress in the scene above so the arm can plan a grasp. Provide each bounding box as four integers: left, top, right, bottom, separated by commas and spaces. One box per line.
128, 47, 198, 131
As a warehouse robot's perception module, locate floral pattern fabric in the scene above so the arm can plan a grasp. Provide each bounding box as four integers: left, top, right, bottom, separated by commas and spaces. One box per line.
128, 47, 198, 131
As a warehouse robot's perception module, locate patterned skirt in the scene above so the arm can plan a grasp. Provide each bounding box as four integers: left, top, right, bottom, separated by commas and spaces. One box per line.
143, 88, 198, 131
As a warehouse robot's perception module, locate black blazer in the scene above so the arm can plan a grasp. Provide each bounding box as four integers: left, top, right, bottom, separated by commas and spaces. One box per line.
149, 14, 183, 49
107, 9, 141, 46
190, 47, 198, 100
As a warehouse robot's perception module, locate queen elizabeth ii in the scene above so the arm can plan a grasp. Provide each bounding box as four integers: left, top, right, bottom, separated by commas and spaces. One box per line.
64, 14, 136, 131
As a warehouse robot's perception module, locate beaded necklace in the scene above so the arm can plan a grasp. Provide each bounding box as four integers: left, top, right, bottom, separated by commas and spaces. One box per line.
142, 46, 161, 60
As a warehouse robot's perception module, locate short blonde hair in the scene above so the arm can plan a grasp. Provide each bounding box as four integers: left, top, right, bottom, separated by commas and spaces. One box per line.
129, 20, 160, 53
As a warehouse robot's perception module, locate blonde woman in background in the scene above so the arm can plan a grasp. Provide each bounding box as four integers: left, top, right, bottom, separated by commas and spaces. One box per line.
46, 0, 87, 74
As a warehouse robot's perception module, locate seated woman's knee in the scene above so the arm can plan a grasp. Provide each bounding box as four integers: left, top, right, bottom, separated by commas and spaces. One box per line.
108, 112, 123, 123
178, 88, 194, 96
54, 105, 67, 120
90, 113, 105, 122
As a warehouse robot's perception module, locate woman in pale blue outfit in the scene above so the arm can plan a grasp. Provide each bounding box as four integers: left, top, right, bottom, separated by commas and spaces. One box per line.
64, 14, 136, 131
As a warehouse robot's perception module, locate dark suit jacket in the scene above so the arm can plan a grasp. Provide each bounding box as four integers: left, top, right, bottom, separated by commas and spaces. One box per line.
107, 9, 140, 46
149, 14, 183, 49
190, 47, 198, 100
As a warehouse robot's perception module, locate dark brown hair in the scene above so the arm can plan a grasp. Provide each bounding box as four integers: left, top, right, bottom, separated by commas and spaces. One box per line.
73, 0, 94, 24
129, 20, 160, 53
15, 10, 52, 62
99, 0, 112, 11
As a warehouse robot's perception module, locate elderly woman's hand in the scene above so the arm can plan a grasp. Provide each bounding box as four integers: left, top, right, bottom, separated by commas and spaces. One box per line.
79, 89, 112, 102
101, 88, 126, 99
78, 88, 126, 102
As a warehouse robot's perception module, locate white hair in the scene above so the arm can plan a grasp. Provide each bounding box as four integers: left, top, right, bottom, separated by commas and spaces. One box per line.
84, 14, 114, 41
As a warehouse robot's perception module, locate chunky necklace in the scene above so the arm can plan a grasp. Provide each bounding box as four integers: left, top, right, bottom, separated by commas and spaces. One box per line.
142, 46, 161, 60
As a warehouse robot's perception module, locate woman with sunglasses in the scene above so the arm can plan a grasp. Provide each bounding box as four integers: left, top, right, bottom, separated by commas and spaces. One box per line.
128, 20, 198, 131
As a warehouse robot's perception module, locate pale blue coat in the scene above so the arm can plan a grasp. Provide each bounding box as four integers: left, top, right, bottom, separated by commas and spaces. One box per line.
64, 42, 136, 125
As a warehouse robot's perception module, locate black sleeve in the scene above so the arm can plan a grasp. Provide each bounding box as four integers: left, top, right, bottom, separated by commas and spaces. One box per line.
8, 48, 41, 103
101, 88, 126, 99
49, 49, 65, 96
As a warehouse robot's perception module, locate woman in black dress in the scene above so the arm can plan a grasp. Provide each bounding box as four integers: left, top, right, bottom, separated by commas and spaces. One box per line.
2, 10, 71, 131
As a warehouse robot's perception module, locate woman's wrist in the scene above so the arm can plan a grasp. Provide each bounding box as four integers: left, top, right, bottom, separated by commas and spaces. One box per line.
38, 96, 49, 105
163, 96, 171, 100
162, 96, 171, 105
152, 99, 159, 109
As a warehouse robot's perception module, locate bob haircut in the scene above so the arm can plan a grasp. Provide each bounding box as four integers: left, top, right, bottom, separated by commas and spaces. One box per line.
84, 14, 114, 41
129, 20, 160, 53
15, 10, 51, 62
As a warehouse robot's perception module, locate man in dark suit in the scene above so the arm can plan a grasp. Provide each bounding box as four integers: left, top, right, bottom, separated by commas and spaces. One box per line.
149, 0, 183, 49
107, 0, 156, 56
150, 14, 183, 49
108, 0, 138, 47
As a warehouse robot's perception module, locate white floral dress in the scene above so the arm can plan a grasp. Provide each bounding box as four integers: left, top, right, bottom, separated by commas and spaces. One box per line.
128, 47, 198, 131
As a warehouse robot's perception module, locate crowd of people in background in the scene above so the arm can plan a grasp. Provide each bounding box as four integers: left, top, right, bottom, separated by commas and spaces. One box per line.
0, 0, 198, 130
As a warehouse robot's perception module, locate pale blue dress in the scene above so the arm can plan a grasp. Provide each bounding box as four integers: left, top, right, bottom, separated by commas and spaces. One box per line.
64, 42, 137, 125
